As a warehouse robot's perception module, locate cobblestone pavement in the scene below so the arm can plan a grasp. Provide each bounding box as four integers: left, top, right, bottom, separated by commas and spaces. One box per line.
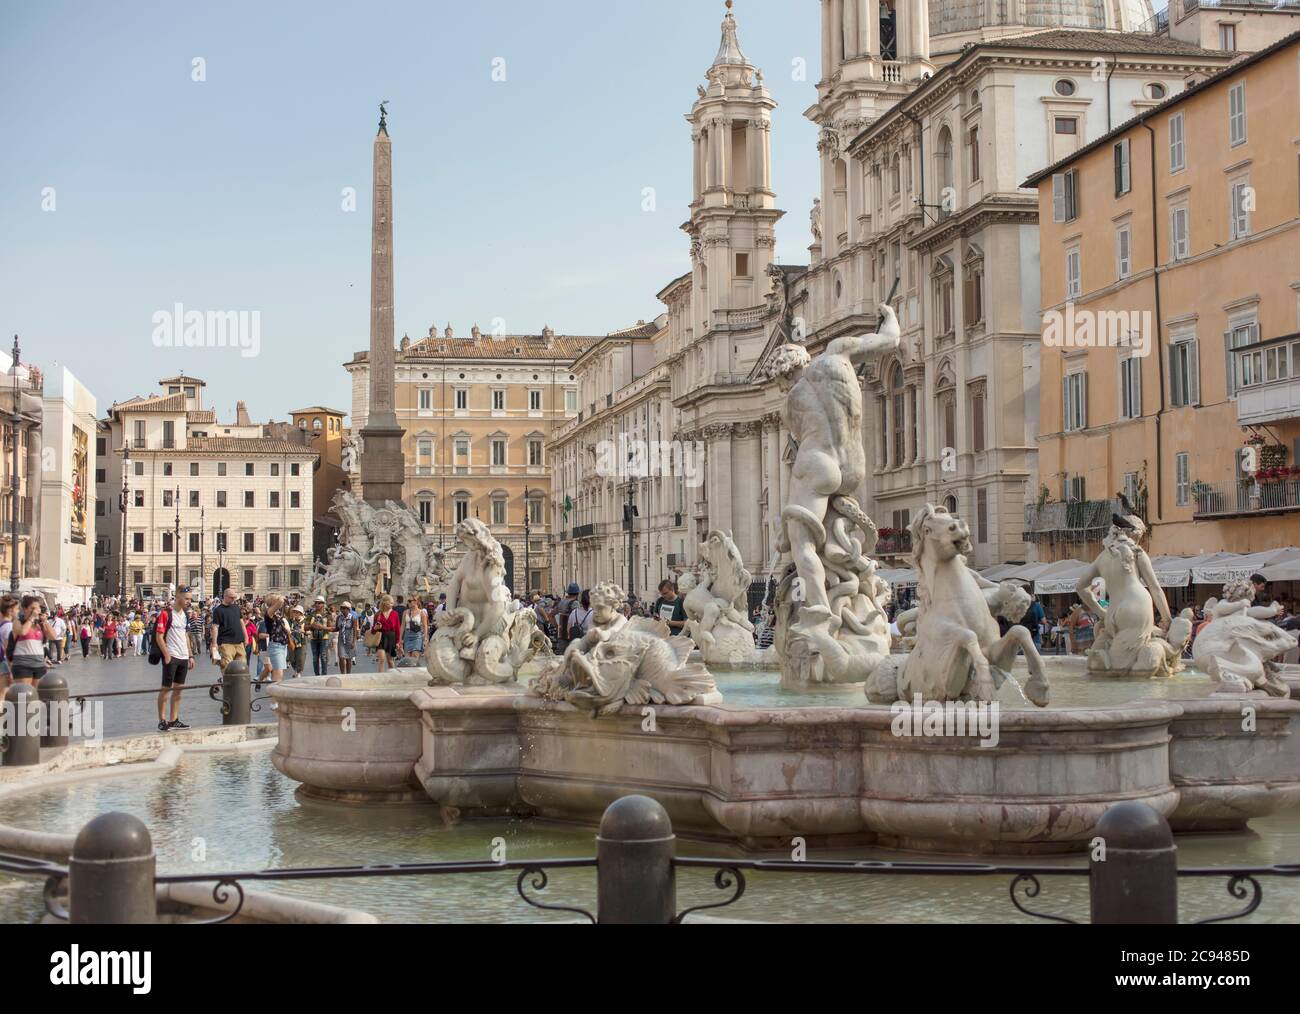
23, 643, 400, 741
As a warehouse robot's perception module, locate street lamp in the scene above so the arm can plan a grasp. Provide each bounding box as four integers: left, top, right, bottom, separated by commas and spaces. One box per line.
623, 483, 638, 601
119, 442, 130, 600
9, 335, 20, 594
216, 522, 226, 597
523, 485, 531, 596
199, 506, 205, 604
173, 484, 181, 593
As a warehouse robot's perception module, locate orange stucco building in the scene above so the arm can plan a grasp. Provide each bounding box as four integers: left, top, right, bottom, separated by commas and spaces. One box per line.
1027, 31, 1300, 561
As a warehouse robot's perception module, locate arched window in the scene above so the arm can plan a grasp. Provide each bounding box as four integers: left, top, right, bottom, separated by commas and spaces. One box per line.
313, 417, 322, 431
937, 126, 954, 200
933, 255, 955, 337
944, 495, 958, 517
890, 364, 906, 467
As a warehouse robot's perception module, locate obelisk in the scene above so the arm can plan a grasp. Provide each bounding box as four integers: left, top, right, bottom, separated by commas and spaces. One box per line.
359, 102, 406, 504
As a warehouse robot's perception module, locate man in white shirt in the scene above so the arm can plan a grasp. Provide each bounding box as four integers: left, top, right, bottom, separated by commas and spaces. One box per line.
156, 586, 194, 733
51, 613, 68, 664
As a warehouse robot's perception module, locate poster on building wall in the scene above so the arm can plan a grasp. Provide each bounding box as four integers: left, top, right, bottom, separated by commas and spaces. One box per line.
70, 427, 88, 545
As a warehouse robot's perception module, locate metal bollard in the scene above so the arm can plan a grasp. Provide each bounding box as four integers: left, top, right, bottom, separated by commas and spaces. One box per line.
2, 681, 42, 766
1089, 801, 1178, 924
37, 671, 69, 748
221, 657, 251, 726
596, 795, 676, 924
69, 812, 157, 923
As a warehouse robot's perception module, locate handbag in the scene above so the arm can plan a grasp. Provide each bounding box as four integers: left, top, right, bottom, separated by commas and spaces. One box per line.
363, 630, 382, 648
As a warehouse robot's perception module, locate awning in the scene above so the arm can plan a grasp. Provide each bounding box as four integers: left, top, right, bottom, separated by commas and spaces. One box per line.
878, 568, 917, 589
1032, 560, 1093, 595
1193, 548, 1300, 584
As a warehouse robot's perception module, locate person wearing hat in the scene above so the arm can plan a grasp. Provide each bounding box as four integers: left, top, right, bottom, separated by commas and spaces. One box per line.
308, 595, 332, 675
554, 582, 582, 651
287, 604, 308, 678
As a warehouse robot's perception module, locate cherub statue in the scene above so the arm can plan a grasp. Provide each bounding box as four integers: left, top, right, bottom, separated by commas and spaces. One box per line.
1192, 579, 1294, 696
530, 581, 721, 717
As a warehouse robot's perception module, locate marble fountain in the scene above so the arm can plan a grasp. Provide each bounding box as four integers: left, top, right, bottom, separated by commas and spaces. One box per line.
269, 304, 1300, 856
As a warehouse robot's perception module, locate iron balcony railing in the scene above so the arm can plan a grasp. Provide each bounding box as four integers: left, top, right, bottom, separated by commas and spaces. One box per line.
1193, 479, 1300, 518
1024, 496, 1144, 542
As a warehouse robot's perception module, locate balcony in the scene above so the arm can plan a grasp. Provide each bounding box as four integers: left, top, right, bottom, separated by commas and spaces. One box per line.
573, 523, 596, 539
1192, 479, 1300, 519
1234, 333, 1300, 426
1024, 497, 1142, 544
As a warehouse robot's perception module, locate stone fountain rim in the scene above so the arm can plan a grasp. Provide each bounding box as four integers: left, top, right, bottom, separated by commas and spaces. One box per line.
407, 687, 1189, 729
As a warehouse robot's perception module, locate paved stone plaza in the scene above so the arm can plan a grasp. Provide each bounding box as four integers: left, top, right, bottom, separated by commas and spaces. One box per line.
32, 651, 407, 741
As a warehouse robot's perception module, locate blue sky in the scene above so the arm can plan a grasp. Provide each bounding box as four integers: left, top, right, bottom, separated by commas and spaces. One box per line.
0, 0, 826, 424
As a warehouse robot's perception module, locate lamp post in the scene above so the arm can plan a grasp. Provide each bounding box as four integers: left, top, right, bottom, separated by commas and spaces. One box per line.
9, 335, 20, 594
118, 442, 130, 600
523, 485, 531, 596
216, 522, 226, 597
199, 506, 205, 604
173, 484, 181, 593
623, 482, 638, 602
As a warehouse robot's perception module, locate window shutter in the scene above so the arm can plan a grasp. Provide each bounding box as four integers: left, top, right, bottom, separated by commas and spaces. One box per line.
1080, 372, 1088, 429
1188, 339, 1200, 406
1062, 375, 1070, 431
1132, 359, 1141, 417
1053, 174, 1067, 223
1114, 144, 1123, 196
1224, 330, 1236, 398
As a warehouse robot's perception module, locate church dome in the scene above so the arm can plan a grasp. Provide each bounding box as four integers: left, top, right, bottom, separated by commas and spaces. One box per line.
929, 0, 1156, 38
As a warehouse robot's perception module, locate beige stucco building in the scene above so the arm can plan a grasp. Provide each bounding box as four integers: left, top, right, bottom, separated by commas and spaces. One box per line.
95, 375, 317, 599
346, 327, 596, 593
1028, 30, 1300, 560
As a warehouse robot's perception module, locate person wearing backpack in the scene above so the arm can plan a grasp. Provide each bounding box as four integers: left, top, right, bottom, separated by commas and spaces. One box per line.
0, 596, 17, 692
553, 583, 581, 651
155, 587, 194, 732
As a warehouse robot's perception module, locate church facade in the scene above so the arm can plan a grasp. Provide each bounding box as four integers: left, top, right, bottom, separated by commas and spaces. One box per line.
550, 0, 1248, 592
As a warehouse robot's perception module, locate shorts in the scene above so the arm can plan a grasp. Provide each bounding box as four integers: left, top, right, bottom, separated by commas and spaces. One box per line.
266, 643, 288, 671
11, 657, 46, 681
162, 657, 190, 687
217, 643, 246, 669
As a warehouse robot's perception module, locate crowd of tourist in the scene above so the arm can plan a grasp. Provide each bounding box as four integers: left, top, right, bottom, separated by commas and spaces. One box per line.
8, 570, 1300, 737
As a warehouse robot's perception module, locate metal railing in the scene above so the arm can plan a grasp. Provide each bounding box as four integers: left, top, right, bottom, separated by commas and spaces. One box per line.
1024, 496, 1142, 541
1192, 479, 1300, 517
4, 797, 1295, 925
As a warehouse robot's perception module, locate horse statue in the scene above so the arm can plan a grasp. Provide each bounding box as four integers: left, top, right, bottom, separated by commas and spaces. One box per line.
865, 503, 1050, 707
426, 518, 548, 686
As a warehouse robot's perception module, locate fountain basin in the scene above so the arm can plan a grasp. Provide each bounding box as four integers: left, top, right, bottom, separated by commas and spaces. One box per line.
1167, 697, 1300, 831
270, 673, 431, 803
269, 673, 1300, 854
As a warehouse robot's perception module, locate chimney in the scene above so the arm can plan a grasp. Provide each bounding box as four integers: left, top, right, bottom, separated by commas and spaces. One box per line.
542, 324, 555, 349
235, 401, 252, 427
471, 324, 482, 340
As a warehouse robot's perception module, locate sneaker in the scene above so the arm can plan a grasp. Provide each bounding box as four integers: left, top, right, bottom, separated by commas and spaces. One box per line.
158, 720, 170, 732
168, 719, 190, 730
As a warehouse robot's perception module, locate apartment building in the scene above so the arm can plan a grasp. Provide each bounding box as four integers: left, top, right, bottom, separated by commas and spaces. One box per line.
1028, 31, 1300, 559
346, 327, 594, 594
96, 375, 317, 598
